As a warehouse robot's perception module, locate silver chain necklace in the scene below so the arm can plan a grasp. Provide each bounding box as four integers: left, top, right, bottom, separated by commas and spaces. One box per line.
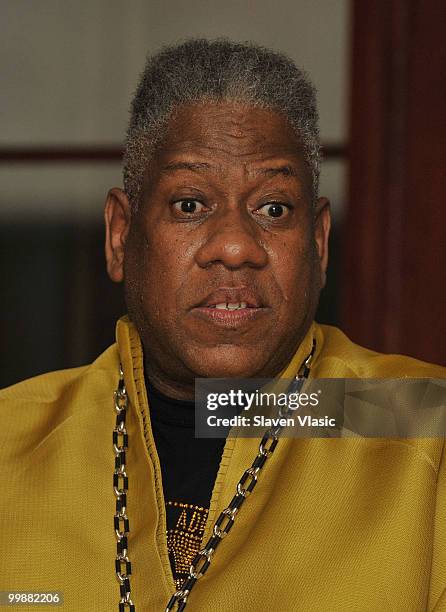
113, 368, 134, 612
113, 340, 316, 612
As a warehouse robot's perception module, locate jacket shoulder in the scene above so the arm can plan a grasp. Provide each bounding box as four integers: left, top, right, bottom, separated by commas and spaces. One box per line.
315, 323, 446, 378
0, 344, 120, 463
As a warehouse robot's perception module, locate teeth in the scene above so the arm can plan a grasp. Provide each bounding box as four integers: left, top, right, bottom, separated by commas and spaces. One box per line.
214, 302, 248, 310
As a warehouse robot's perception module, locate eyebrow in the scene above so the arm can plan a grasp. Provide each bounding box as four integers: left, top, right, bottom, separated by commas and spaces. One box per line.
161, 161, 213, 174
255, 165, 298, 178
160, 160, 298, 179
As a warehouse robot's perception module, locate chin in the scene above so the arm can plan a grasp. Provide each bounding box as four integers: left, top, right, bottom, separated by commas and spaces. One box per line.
184, 346, 268, 379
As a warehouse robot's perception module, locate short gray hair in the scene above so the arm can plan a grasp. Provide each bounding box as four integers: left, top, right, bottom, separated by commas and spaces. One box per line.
124, 38, 321, 208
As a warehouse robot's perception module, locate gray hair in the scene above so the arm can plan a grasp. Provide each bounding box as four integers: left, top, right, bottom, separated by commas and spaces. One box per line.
124, 38, 321, 208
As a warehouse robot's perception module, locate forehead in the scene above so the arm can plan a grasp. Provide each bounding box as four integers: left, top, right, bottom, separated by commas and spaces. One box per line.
152, 101, 304, 170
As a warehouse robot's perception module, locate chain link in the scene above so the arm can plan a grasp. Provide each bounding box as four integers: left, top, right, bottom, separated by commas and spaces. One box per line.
114, 368, 135, 612
165, 339, 316, 611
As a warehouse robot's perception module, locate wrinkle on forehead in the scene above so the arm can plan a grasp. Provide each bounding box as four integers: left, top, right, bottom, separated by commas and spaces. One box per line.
159, 101, 302, 153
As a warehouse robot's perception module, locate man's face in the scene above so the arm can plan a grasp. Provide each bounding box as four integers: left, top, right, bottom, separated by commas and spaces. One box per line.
105, 102, 330, 396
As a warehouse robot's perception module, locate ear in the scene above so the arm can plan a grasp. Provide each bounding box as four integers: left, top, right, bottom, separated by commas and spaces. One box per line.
104, 188, 131, 283
313, 196, 331, 289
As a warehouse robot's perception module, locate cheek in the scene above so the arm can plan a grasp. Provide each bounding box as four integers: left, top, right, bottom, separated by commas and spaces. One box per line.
137, 231, 192, 321
268, 234, 314, 304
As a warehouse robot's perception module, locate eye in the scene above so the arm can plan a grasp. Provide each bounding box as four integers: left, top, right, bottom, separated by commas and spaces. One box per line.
172, 199, 207, 215
256, 202, 290, 218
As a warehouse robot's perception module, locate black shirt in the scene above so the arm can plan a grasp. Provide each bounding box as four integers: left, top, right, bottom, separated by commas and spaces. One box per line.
146, 381, 226, 588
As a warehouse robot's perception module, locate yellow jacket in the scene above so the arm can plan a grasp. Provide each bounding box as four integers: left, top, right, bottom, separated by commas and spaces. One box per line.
2, 316, 446, 611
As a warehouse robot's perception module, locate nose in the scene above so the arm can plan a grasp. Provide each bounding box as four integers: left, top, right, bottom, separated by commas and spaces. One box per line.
195, 206, 268, 270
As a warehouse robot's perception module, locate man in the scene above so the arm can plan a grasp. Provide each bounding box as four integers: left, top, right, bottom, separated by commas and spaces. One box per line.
2, 39, 446, 612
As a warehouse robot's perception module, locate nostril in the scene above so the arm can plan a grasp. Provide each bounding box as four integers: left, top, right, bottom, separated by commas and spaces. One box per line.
195, 229, 268, 270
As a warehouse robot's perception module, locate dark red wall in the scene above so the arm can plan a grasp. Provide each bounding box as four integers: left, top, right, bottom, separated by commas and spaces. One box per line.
342, 0, 446, 364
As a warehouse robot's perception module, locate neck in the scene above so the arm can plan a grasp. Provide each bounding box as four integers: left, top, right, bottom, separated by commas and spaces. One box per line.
144, 360, 196, 401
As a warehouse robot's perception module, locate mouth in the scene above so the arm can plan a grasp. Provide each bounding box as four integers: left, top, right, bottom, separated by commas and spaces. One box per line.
191, 287, 268, 327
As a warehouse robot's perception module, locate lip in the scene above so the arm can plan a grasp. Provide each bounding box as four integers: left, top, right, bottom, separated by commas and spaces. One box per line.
190, 286, 269, 328
191, 305, 267, 327
195, 286, 264, 309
